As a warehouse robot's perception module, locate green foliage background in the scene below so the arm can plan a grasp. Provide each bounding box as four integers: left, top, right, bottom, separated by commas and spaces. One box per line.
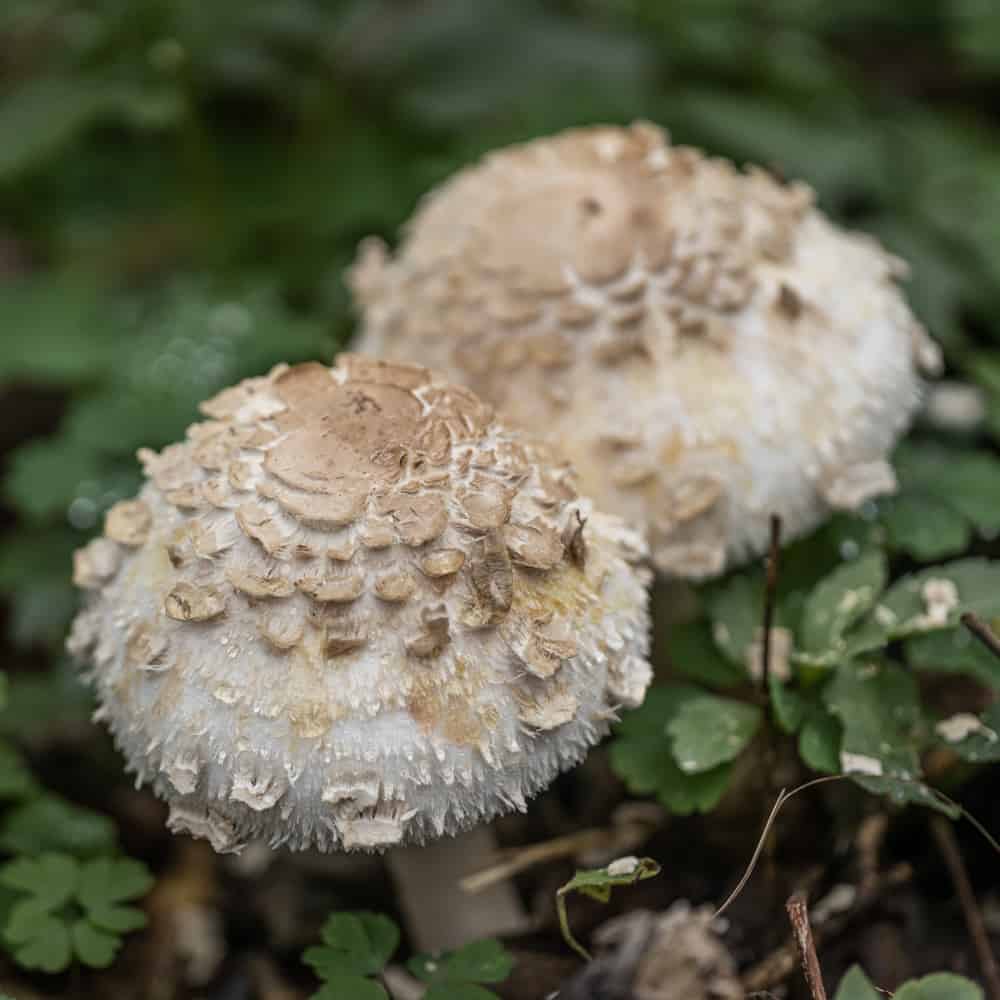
2, 0, 1000, 659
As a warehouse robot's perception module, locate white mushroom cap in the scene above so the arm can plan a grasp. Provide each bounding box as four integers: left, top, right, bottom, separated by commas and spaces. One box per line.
67, 356, 651, 853
351, 122, 940, 579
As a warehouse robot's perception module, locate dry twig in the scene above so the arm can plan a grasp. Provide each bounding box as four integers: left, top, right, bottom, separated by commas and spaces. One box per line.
930, 815, 1000, 1000
786, 894, 828, 1000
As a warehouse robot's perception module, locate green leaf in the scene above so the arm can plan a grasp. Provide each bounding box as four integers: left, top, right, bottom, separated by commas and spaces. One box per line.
409, 939, 513, 985
894, 973, 984, 1000
769, 678, 806, 734
854, 560, 1000, 647
824, 661, 954, 815
906, 626, 1000, 687
4, 910, 72, 973
799, 550, 887, 658
0, 796, 117, 857
666, 691, 762, 773
893, 442, 1000, 538
834, 965, 881, 1000
85, 903, 148, 934
703, 571, 763, 666
798, 709, 842, 774
71, 918, 121, 969
556, 858, 660, 960
880, 494, 971, 561
610, 686, 736, 814
665, 620, 746, 688
77, 857, 154, 911
311, 976, 389, 1000
304, 912, 399, 980
0, 853, 79, 910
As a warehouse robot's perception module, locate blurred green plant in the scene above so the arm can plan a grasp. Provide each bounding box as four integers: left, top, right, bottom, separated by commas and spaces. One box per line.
302, 911, 514, 1000
611, 490, 1000, 816
835, 965, 983, 999
0, 852, 153, 972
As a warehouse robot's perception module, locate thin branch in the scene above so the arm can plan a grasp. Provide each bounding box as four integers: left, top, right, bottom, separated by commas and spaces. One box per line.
742, 863, 912, 994
962, 612, 1000, 662
787, 895, 828, 1000
760, 514, 783, 691
930, 815, 1000, 1000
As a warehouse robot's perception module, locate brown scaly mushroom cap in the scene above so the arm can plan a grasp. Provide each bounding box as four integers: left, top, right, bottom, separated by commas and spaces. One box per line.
351, 122, 941, 579
68, 356, 651, 853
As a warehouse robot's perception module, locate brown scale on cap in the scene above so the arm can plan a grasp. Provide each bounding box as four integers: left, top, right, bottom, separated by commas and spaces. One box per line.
353, 122, 941, 579
67, 355, 651, 852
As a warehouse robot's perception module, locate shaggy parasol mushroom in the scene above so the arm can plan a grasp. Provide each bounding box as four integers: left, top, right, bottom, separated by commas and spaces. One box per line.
67, 355, 652, 949
351, 122, 941, 579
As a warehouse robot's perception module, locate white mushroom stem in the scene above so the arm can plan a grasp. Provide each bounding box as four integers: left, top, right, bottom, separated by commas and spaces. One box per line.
387, 827, 528, 953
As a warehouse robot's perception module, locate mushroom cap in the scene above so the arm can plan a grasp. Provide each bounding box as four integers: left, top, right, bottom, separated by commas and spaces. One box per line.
68, 356, 651, 853
351, 122, 940, 579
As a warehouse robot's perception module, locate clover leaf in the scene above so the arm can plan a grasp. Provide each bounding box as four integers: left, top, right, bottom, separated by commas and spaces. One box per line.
408, 938, 514, 1000
0, 852, 153, 972
302, 912, 400, 1000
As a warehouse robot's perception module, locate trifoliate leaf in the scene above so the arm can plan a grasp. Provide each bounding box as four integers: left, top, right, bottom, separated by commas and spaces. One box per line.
612, 736, 734, 814
833, 965, 881, 1000
666, 691, 762, 773
408, 939, 513, 985
894, 973, 984, 1000
799, 550, 886, 658
880, 493, 971, 561
304, 912, 400, 980
0, 853, 79, 911
71, 918, 120, 969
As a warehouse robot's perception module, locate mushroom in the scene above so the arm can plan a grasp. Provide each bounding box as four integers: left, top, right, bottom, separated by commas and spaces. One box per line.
67, 355, 652, 948
350, 122, 941, 579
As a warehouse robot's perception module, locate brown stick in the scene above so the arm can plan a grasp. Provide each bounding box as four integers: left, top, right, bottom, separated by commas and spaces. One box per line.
962, 612, 1000, 662
742, 864, 912, 993
786, 895, 828, 1000
930, 816, 1000, 1000
760, 514, 783, 691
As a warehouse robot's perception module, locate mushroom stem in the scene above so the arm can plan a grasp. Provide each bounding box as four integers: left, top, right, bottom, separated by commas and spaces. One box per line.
387, 826, 529, 953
